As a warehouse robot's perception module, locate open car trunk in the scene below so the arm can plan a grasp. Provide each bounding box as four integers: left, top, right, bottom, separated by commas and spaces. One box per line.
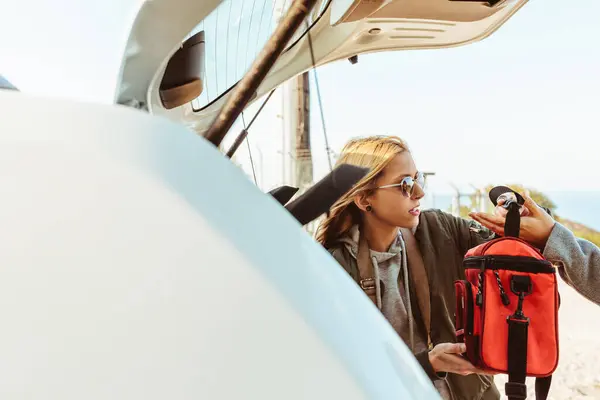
115, 0, 529, 136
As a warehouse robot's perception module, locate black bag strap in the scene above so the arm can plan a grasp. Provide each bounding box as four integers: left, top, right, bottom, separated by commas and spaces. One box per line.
505, 275, 553, 400
505, 201, 521, 238
489, 186, 524, 238
535, 376, 552, 400
496, 189, 555, 400
505, 315, 529, 400
506, 359, 552, 400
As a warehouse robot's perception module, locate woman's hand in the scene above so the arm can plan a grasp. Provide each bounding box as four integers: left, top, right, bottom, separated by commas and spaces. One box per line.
470, 194, 555, 248
428, 343, 491, 376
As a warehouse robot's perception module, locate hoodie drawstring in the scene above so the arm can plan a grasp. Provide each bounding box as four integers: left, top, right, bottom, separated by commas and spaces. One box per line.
370, 255, 383, 310
399, 233, 415, 352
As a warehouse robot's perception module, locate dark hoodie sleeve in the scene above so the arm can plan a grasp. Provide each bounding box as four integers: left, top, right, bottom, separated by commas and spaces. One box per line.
441, 211, 496, 256
328, 247, 359, 282
415, 350, 447, 381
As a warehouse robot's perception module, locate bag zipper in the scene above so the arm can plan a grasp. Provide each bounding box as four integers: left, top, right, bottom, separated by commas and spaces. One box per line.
465, 256, 554, 273
472, 236, 545, 258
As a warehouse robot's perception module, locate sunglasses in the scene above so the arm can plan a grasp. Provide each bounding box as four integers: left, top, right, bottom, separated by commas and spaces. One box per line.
375, 171, 425, 198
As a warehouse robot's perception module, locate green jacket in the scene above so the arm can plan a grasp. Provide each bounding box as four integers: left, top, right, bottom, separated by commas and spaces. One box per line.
329, 209, 500, 400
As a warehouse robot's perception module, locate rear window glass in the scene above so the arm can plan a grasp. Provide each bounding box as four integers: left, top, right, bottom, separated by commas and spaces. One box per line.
190, 0, 328, 111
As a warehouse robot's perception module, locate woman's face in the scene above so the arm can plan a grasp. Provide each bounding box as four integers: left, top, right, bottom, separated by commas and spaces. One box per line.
364, 152, 425, 229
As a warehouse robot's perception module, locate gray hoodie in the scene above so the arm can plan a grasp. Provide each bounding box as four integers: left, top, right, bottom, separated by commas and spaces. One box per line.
330, 225, 453, 399
544, 222, 600, 305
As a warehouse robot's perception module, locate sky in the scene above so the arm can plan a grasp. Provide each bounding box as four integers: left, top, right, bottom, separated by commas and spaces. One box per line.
0, 0, 144, 103
2, 0, 599, 196
230, 0, 600, 196
310, 0, 600, 194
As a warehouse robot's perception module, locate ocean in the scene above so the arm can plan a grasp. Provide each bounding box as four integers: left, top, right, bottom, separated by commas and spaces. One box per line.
423, 191, 600, 231
545, 191, 600, 231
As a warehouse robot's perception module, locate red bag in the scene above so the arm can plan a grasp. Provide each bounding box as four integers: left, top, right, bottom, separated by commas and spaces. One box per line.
454, 188, 559, 400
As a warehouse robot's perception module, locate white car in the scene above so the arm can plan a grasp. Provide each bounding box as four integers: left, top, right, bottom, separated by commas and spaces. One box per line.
0, 0, 528, 398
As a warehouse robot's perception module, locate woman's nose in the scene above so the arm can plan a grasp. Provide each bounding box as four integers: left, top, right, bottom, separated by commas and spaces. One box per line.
412, 183, 425, 200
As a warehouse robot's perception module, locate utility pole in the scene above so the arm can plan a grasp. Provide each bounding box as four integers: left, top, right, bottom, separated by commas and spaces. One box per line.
289, 71, 315, 234
291, 72, 313, 192
421, 171, 436, 208
469, 184, 487, 213
423, 172, 436, 187
450, 183, 463, 216
450, 183, 487, 216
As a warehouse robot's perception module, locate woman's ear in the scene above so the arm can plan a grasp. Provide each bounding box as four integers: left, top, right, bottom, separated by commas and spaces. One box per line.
353, 192, 371, 212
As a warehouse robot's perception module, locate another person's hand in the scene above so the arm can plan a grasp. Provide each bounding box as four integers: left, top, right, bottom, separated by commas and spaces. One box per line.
428, 343, 491, 376
470, 195, 555, 248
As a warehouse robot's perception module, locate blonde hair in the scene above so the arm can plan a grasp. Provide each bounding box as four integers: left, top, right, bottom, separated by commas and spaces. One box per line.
316, 135, 410, 249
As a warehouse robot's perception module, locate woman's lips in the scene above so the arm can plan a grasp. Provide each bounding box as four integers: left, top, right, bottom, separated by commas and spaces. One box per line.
409, 207, 421, 216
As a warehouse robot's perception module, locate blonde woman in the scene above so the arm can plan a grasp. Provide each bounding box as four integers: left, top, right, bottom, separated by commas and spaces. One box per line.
316, 136, 499, 400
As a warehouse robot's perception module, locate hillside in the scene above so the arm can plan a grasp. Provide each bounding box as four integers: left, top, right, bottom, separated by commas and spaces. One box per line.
557, 217, 600, 246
